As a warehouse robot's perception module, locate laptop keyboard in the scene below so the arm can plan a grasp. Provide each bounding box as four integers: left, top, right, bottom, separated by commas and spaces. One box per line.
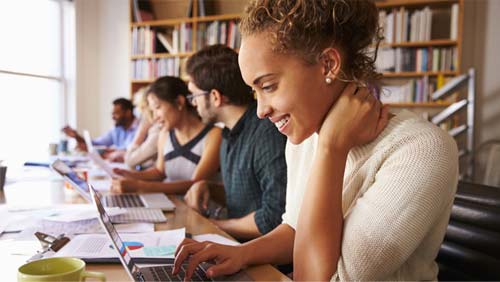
140, 264, 214, 282
110, 208, 166, 223
106, 194, 145, 208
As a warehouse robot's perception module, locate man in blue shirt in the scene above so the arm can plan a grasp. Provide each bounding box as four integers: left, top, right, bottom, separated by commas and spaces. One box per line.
183, 45, 287, 241
62, 98, 138, 161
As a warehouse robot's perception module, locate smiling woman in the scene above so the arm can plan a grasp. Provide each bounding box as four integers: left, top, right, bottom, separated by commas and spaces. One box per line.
111, 76, 222, 196
172, 0, 459, 281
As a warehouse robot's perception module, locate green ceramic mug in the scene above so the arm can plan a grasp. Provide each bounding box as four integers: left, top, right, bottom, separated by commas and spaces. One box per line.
18, 257, 106, 282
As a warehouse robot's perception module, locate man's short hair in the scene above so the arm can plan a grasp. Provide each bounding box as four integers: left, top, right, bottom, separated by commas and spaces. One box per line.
186, 44, 253, 106
113, 98, 134, 112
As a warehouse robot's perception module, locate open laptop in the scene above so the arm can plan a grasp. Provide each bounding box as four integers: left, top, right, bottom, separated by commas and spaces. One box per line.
83, 129, 94, 152
83, 129, 121, 178
90, 184, 252, 282
50, 160, 174, 222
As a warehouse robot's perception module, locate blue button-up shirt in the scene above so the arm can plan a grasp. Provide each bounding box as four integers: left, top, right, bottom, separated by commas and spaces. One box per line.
92, 118, 139, 150
220, 102, 287, 234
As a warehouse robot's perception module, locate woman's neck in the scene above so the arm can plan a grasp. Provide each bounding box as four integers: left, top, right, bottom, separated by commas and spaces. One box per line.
174, 112, 204, 145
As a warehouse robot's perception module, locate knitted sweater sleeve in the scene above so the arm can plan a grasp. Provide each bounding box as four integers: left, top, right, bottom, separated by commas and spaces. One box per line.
332, 130, 458, 280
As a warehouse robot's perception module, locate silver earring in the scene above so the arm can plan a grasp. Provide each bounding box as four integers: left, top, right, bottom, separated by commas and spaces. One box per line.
325, 77, 332, 84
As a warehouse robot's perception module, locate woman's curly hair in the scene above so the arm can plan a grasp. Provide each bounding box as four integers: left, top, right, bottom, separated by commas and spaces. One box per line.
239, 0, 383, 85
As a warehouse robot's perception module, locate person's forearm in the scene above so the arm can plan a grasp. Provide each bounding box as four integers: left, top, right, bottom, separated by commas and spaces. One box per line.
240, 224, 295, 266
127, 167, 164, 181
206, 181, 226, 206
136, 179, 196, 194
294, 147, 347, 280
213, 212, 261, 240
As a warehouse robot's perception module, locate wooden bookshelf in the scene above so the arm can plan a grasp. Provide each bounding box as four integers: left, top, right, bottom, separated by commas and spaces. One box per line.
130, 13, 241, 28
129, 0, 464, 113
131, 52, 194, 60
129, 0, 247, 94
379, 39, 457, 48
375, 0, 464, 108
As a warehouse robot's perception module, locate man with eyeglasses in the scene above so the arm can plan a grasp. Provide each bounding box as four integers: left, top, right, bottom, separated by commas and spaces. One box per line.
183, 44, 287, 241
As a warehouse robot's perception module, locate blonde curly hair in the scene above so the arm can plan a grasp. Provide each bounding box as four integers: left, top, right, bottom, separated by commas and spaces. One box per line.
133, 86, 154, 123
239, 0, 383, 85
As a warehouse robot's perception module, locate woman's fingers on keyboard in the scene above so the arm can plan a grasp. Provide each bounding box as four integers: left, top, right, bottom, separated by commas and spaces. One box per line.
185, 243, 218, 281
173, 240, 205, 275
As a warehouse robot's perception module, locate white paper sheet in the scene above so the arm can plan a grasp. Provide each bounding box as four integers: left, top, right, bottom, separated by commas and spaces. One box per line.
43, 205, 125, 222
15, 221, 156, 241
192, 233, 240, 246
53, 228, 185, 260
87, 179, 111, 191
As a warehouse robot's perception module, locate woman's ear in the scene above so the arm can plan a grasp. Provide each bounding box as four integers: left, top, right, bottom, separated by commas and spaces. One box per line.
176, 95, 186, 111
320, 47, 342, 77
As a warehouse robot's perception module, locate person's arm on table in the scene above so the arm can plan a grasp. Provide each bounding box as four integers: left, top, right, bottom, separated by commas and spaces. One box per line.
174, 223, 295, 280
210, 212, 261, 240
92, 129, 114, 147
184, 180, 226, 213
62, 126, 86, 150
125, 123, 159, 168
112, 128, 221, 194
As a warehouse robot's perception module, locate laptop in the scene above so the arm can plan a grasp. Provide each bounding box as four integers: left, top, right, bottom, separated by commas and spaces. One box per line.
83, 129, 94, 152
50, 160, 174, 222
83, 129, 121, 178
90, 184, 252, 282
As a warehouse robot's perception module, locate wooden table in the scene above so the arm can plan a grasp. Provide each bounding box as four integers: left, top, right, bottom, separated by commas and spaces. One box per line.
0, 179, 290, 281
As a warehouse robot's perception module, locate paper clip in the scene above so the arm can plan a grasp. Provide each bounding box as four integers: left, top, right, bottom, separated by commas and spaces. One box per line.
27, 232, 71, 262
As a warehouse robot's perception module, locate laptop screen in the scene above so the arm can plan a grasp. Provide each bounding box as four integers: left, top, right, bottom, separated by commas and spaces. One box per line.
83, 130, 94, 152
89, 185, 135, 273
50, 160, 90, 201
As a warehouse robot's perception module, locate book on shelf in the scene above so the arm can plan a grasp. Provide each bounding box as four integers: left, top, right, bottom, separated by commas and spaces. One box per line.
380, 5, 442, 43
376, 47, 457, 73
131, 0, 154, 22
198, 0, 206, 17
197, 20, 241, 49
450, 3, 459, 40
157, 32, 176, 54
381, 76, 433, 103
131, 26, 157, 55
131, 57, 181, 80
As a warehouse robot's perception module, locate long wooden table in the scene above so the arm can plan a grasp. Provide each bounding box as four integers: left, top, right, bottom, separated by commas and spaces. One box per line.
0, 179, 290, 281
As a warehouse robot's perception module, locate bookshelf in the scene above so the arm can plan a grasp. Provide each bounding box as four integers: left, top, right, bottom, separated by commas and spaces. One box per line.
128, 0, 463, 110
129, 0, 247, 95
375, 0, 464, 110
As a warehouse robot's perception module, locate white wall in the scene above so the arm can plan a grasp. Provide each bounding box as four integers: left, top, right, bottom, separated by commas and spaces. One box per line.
463, 0, 500, 145
75, 0, 129, 137
462, 0, 500, 180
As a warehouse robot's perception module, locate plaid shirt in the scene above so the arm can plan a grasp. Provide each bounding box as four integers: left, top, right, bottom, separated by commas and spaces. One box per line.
220, 102, 287, 234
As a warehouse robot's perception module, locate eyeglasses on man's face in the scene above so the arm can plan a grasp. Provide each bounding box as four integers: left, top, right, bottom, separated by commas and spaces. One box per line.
186, 91, 210, 105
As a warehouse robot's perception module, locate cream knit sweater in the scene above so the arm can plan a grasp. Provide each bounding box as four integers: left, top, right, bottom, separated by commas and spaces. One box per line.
282, 110, 458, 281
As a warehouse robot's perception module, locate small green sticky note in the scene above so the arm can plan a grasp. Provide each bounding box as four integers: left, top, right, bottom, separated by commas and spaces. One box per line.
143, 245, 176, 256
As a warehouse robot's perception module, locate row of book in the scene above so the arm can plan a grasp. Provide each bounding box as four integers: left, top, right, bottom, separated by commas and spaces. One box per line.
131, 20, 241, 56
380, 74, 452, 104
381, 76, 435, 103
131, 58, 181, 80
379, 3, 459, 44
376, 47, 457, 73
197, 20, 241, 50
